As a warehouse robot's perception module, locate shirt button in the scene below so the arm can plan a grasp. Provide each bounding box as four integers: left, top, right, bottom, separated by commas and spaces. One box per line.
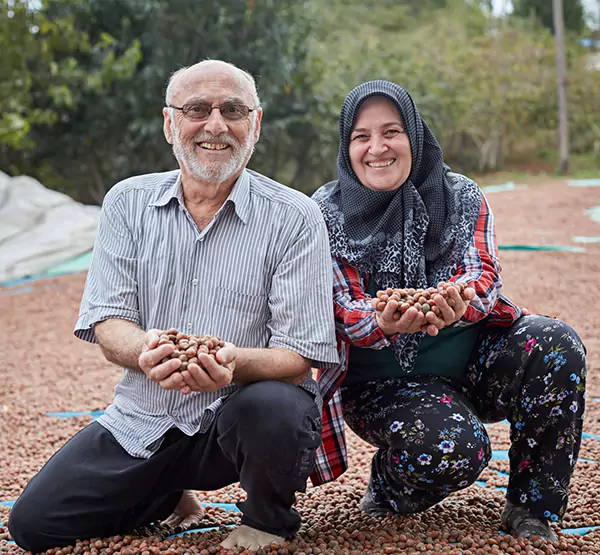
192, 278, 198, 286
187, 323, 192, 330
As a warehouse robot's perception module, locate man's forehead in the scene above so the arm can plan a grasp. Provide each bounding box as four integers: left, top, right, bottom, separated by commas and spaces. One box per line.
173, 70, 251, 104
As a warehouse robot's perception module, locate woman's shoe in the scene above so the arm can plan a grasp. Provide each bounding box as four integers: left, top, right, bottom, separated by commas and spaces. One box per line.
358, 481, 394, 517
501, 499, 558, 542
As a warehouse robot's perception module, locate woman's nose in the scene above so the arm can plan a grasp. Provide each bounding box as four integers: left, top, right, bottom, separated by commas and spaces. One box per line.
369, 136, 388, 156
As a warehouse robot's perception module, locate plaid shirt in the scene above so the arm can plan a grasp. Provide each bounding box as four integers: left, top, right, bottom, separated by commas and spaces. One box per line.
310, 195, 523, 486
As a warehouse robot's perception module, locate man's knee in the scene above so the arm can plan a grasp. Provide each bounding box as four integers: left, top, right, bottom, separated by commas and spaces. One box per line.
222, 380, 318, 437
8, 497, 51, 553
218, 381, 321, 476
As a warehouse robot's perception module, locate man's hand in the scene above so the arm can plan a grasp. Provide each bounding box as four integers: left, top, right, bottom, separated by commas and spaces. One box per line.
140, 333, 235, 394
178, 341, 236, 394
139, 329, 185, 390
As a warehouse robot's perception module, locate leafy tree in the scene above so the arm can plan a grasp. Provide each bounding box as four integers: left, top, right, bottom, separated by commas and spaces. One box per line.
3, 0, 600, 198
305, 0, 600, 174
513, 0, 586, 35
0, 0, 141, 180
3, 0, 321, 201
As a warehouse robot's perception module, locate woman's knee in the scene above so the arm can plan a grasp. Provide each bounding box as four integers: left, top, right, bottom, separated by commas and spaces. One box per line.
519, 315, 587, 387
520, 315, 586, 358
397, 437, 490, 490
385, 416, 491, 489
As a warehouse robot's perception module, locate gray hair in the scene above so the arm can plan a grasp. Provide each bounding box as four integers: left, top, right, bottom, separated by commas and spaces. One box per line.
165, 60, 260, 108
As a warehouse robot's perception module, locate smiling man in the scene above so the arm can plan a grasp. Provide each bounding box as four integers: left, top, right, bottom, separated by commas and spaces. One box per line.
8, 60, 338, 553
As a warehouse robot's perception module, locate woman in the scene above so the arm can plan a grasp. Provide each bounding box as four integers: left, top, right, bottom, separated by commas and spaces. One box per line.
310, 80, 586, 542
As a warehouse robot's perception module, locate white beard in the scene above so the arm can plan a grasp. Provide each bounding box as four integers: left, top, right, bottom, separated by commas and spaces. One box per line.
171, 119, 256, 186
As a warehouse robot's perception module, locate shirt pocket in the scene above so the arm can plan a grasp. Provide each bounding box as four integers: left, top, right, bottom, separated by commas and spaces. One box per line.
211, 284, 269, 346
215, 284, 268, 313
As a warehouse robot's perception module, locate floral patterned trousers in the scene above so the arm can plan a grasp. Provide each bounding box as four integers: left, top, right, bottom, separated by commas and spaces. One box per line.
341, 315, 587, 522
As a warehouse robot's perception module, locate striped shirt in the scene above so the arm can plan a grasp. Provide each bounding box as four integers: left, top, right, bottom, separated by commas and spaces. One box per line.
75, 168, 339, 459
310, 194, 524, 486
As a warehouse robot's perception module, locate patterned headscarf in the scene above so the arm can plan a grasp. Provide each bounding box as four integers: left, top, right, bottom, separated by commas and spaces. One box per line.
312, 80, 482, 372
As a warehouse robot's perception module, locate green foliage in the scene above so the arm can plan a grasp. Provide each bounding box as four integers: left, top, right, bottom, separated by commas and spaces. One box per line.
2, 0, 319, 201
1, 0, 600, 200
0, 0, 141, 184
305, 0, 600, 179
512, 0, 586, 35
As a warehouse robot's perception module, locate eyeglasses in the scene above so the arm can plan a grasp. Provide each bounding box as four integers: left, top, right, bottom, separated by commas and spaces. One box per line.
167, 102, 258, 122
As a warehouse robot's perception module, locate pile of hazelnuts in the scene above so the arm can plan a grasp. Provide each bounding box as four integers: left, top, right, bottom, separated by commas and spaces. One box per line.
158, 328, 225, 371
375, 281, 470, 320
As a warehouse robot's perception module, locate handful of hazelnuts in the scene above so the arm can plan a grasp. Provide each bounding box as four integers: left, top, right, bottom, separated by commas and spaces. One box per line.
375, 281, 470, 320
158, 328, 225, 371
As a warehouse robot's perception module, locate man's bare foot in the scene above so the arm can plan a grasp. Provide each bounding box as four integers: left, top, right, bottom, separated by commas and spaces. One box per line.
220, 525, 285, 550
161, 490, 205, 532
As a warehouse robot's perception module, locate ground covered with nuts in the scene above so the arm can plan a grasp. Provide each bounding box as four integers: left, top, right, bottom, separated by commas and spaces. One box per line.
1, 178, 599, 554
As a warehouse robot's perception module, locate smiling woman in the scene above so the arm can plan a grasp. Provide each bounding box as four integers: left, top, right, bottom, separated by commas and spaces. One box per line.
310, 80, 587, 544
348, 96, 412, 192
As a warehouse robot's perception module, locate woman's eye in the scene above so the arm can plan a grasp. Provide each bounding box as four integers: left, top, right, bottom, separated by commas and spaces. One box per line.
385, 129, 400, 136
352, 134, 368, 140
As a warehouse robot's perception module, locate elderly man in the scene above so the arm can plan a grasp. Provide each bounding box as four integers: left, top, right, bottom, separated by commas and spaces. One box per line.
8, 60, 338, 552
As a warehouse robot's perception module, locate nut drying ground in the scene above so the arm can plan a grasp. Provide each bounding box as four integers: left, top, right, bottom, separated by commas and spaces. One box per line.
1, 178, 600, 554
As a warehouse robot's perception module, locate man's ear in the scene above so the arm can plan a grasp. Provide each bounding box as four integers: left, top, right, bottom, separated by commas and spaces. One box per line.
253, 107, 263, 144
163, 107, 174, 145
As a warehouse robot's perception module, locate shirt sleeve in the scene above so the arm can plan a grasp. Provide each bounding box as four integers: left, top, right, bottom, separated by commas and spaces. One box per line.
331, 257, 393, 349
452, 194, 503, 325
74, 189, 140, 343
267, 219, 339, 368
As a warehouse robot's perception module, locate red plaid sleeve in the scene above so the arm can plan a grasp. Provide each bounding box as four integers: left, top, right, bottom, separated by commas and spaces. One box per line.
452, 194, 522, 326
332, 257, 392, 348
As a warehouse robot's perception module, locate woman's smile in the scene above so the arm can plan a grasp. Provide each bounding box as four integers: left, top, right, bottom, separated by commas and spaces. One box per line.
349, 97, 412, 192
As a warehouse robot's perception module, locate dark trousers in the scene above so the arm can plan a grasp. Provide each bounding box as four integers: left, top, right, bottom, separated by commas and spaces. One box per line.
342, 315, 586, 522
8, 381, 322, 553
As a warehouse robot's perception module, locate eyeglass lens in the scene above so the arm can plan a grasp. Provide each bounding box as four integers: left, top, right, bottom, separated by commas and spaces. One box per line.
183, 103, 249, 121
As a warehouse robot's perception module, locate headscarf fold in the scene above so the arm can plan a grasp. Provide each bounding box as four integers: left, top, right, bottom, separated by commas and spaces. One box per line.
313, 80, 482, 373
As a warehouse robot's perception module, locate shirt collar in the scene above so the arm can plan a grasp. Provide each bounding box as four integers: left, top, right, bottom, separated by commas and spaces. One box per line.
149, 169, 251, 224
150, 171, 184, 208
226, 169, 251, 224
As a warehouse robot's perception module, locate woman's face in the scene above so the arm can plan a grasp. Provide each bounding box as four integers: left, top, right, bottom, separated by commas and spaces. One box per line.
348, 96, 412, 192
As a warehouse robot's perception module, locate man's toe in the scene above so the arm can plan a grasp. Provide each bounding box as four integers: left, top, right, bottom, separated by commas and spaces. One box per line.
178, 516, 203, 531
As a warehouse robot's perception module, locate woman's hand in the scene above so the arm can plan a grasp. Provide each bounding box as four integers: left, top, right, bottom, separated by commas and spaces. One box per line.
372, 284, 475, 338
371, 297, 426, 336
423, 285, 475, 331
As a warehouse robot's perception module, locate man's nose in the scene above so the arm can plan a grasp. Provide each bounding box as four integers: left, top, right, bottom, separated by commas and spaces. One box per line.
203, 108, 228, 135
